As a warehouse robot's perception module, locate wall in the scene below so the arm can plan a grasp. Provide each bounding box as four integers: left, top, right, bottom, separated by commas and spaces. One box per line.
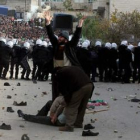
110, 0, 140, 15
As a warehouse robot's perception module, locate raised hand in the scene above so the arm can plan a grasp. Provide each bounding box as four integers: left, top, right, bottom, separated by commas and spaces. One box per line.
44, 11, 53, 25
78, 16, 87, 27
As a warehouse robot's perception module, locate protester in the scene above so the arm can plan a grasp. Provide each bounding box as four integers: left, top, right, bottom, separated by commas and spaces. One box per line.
44, 11, 87, 101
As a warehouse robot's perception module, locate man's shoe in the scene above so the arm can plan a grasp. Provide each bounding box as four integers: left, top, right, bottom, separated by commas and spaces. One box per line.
84, 124, 95, 130
59, 126, 74, 132
4, 82, 10, 86
13, 101, 27, 106
7, 107, 14, 113
0, 123, 11, 130
17, 110, 24, 117
7, 95, 12, 99
82, 130, 99, 136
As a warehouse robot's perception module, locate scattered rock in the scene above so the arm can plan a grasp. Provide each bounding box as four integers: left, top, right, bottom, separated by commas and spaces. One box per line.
34, 95, 37, 98
107, 88, 113, 91
95, 93, 100, 96
2, 107, 5, 110
42, 92, 47, 95
21, 134, 30, 140
114, 130, 118, 133
19, 125, 25, 128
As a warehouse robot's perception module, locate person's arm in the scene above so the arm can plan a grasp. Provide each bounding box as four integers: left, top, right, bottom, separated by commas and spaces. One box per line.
50, 96, 66, 124
70, 16, 86, 47
44, 11, 58, 47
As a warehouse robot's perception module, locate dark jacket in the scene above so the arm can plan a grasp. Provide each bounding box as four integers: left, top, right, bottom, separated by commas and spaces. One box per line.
32, 45, 51, 63
0, 45, 13, 63
56, 66, 93, 103
46, 24, 81, 67
134, 47, 140, 66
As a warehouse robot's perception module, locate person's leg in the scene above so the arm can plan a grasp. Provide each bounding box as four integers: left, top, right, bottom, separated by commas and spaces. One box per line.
60, 83, 93, 131
10, 60, 14, 79
0, 63, 3, 78
15, 63, 19, 79
2, 62, 9, 79
52, 69, 60, 101
17, 110, 63, 126
74, 83, 93, 127
36, 100, 53, 116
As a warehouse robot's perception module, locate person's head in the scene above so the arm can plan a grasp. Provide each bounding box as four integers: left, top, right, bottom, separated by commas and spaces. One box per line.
58, 31, 69, 44
36, 39, 42, 46
23, 42, 30, 49
42, 41, 48, 47
95, 41, 102, 47
7, 41, 14, 48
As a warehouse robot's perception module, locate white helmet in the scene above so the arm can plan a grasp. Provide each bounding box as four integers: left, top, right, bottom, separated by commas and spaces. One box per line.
24, 42, 30, 49
138, 42, 140, 47
48, 41, 52, 46
0, 37, 6, 44
121, 40, 128, 46
12, 39, 18, 45
7, 41, 14, 48
82, 41, 89, 49
105, 42, 111, 49
36, 39, 42, 45
84, 39, 90, 46
111, 43, 117, 49
42, 41, 48, 47
95, 41, 101, 47
128, 44, 134, 51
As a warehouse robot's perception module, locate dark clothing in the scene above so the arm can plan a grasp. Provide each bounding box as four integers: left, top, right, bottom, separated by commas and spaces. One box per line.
76, 47, 92, 77
23, 114, 64, 126
97, 47, 106, 81
10, 45, 21, 79
108, 48, 118, 82
133, 47, 140, 82
0, 45, 13, 78
46, 24, 81, 67
90, 49, 98, 82
19, 47, 31, 79
118, 45, 132, 83
36, 100, 53, 116
46, 24, 82, 101
56, 66, 93, 103
32, 45, 52, 80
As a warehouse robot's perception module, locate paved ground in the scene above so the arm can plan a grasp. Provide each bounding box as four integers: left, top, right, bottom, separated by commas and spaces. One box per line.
0, 77, 140, 140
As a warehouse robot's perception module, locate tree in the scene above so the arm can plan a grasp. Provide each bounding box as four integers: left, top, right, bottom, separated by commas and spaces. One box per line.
81, 10, 140, 45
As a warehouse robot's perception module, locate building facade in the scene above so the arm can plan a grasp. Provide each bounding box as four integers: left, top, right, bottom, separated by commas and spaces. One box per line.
92, 0, 140, 19
0, 0, 39, 19
43, 0, 93, 11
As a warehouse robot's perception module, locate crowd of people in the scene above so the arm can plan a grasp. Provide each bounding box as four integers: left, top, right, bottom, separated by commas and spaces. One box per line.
0, 15, 140, 84
0, 11, 140, 133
